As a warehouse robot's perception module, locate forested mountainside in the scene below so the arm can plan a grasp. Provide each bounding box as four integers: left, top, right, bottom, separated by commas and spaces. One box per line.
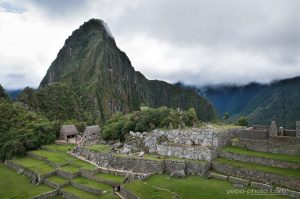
201, 76, 300, 128
29, 19, 217, 123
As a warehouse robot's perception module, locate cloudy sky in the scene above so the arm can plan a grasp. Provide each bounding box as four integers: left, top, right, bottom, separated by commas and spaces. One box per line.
1, 0, 300, 89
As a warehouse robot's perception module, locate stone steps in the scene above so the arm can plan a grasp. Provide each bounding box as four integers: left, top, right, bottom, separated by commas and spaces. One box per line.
219, 148, 300, 169
212, 158, 300, 191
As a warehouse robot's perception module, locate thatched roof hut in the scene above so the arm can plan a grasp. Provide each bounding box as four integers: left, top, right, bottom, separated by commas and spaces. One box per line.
82, 125, 100, 142
59, 124, 79, 140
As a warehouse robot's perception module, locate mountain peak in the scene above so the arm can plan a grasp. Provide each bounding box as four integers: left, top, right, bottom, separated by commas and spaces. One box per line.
79, 18, 114, 39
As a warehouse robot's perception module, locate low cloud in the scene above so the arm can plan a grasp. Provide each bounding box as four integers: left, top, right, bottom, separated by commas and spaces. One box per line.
1, 0, 300, 89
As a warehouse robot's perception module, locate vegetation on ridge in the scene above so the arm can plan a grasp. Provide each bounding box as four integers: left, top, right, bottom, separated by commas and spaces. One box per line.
102, 106, 198, 140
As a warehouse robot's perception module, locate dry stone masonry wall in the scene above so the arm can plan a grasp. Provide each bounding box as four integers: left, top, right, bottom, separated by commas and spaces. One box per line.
126, 127, 242, 161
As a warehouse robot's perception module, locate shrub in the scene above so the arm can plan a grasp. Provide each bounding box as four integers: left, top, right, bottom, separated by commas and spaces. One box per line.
238, 116, 248, 127
102, 106, 199, 141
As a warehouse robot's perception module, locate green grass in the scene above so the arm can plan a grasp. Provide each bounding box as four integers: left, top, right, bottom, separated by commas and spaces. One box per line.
47, 175, 68, 185
0, 164, 53, 198
30, 149, 96, 170
60, 165, 80, 173
100, 190, 118, 199
12, 157, 55, 175
142, 175, 288, 199
95, 173, 124, 184
222, 146, 300, 164
124, 180, 175, 199
72, 177, 111, 190
86, 144, 112, 152
62, 185, 99, 199
43, 143, 75, 152
30, 150, 71, 165
216, 158, 300, 178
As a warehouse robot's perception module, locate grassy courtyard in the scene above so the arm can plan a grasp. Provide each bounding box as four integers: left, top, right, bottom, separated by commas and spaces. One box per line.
125, 174, 289, 199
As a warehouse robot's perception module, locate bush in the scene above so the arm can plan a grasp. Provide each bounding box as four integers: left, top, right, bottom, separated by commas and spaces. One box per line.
238, 116, 248, 127
102, 106, 198, 141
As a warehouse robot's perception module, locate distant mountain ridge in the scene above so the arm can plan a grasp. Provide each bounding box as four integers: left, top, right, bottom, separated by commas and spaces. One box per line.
200, 76, 300, 128
19, 19, 217, 123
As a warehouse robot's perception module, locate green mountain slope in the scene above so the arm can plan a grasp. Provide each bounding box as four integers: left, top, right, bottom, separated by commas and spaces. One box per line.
38, 19, 217, 123
203, 77, 300, 128
17, 83, 85, 121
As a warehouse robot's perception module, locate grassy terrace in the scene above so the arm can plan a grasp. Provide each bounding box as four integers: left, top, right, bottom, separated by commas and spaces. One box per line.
222, 146, 300, 164
12, 157, 55, 175
60, 165, 81, 173
31, 148, 96, 171
215, 158, 300, 178
63, 185, 99, 199
47, 175, 69, 185
125, 180, 175, 199
137, 175, 287, 199
86, 144, 112, 152
95, 173, 124, 184
43, 143, 75, 152
0, 164, 53, 198
72, 177, 111, 190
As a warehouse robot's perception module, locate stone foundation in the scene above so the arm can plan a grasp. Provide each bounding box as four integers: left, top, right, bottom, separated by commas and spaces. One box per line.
74, 147, 210, 176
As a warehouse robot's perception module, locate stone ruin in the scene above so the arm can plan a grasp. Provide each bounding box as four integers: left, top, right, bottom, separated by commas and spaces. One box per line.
82, 125, 101, 145
116, 127, 242, 161
240, 121, 300, 139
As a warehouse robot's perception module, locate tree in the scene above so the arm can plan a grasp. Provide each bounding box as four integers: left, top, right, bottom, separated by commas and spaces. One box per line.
223, 112, 230, 120
238, 116, 248, 127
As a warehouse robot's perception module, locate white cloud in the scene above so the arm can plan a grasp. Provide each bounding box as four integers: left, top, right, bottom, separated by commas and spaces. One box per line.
0, 0, 300, 89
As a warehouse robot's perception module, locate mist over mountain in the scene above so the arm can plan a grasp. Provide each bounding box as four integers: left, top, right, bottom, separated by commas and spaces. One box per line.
197, 76, 300, 128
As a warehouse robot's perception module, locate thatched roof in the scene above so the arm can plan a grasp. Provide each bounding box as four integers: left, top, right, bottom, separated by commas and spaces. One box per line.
59, 124, 78, 140
83, 125, 100, 137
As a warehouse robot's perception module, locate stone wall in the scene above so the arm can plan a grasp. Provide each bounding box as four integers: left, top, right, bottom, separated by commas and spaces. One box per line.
219, 151, 300, 169
56, 169, 80, 179
236, 129, 269, 140
156, 143, 217, 161
73, 147, 210, 176
120, 186, 139, 199
4, 160, 56, 183
60, 190, 81, 199
125, 127, 241, 161
213, 161, 300, 191
70, 181, 102, 195
233, 138, 300, 155
283, 129, 296, 137
30, 190, 59, 199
